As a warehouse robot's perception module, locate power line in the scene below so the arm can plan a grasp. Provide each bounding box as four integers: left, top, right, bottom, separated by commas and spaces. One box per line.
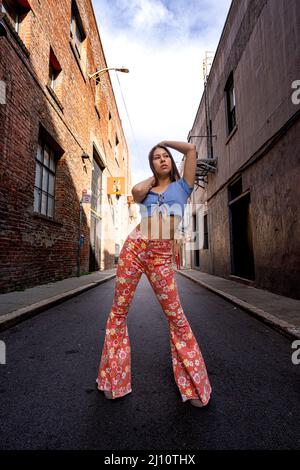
114, 70, 142, 157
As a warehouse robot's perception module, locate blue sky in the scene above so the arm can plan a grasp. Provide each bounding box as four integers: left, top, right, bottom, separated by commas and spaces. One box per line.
91, 0, 232, 186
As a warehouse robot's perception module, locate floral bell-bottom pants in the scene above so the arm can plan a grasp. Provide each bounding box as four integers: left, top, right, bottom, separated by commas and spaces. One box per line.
96, 225, 212, 405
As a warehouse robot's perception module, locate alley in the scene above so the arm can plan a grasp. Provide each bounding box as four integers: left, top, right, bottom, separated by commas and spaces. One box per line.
0, 273, 299, 450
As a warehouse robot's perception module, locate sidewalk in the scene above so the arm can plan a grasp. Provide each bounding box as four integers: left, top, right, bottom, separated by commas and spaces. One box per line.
0, 269, 117, 332
1, 267, 299, 340
177, 268, 300, 341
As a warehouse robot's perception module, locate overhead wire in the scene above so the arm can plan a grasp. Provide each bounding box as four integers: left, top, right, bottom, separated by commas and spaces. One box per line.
113, 69, 142, 157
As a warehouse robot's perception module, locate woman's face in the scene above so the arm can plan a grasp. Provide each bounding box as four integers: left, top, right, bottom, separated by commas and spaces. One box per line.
152, 147, 172, 177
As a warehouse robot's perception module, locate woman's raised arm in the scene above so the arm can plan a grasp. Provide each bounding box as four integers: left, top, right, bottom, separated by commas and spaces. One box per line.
157, 140, 196, 188
131, 176, 155, 203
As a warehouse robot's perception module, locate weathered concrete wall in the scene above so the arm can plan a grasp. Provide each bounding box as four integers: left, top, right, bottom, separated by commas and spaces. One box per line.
247, 118, 300, 297
189, 0, 300, 299
209, 0, 300, 193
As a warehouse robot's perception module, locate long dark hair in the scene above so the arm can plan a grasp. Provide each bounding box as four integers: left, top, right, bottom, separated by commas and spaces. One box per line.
148, 144, 181, 187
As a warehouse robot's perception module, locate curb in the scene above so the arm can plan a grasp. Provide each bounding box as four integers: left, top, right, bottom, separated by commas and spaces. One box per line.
176, 270, 300, 341
0, 274, 116, 332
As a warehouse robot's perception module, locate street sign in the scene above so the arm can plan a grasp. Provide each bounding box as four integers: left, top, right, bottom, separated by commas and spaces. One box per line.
107, 176, 125, 195
82, 189, 91, 203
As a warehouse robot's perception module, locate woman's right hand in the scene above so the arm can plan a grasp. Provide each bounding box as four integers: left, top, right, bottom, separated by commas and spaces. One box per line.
149, 175, 155, 188
132, 175, 156, 203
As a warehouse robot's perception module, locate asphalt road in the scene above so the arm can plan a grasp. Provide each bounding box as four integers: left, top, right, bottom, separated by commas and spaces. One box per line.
0, 273, 299, 450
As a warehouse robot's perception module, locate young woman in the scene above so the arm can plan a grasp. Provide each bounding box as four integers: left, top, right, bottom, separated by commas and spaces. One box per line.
96, 141, 212, 408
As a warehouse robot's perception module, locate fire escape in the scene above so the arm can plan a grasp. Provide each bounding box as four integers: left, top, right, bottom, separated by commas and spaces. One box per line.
188, 51, 218, 189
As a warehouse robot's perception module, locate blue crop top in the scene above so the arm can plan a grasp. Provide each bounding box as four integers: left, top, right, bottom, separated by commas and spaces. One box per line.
138, 176, 194, 219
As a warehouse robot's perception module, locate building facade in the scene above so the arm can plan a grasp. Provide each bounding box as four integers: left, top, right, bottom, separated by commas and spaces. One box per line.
0, 0, 134, 293
186, 0, 300, 299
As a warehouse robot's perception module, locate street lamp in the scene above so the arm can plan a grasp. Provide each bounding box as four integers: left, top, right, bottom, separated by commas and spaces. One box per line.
89, 67, 129, 83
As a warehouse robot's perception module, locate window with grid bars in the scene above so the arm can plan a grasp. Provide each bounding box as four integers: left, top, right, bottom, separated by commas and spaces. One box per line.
203, 213, 209, 249
34, 139, 56, 218
70, 1, 85, 61
225, 72, 236, 135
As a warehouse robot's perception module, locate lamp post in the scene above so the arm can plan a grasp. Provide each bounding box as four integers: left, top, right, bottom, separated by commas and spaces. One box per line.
89, 67, 129, 82
88, 67, 129, 272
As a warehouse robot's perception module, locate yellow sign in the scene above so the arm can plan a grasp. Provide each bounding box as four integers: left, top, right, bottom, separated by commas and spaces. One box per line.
107, 176, 125, 195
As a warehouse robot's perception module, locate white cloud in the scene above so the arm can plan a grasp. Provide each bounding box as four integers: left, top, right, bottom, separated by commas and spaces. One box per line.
130, 0, 175, 29
92, 0, 232, 186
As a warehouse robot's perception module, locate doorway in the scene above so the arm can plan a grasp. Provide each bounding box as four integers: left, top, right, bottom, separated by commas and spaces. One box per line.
193, 213, 200, 267
228, 180, 255, 280
89, 148, 104, 271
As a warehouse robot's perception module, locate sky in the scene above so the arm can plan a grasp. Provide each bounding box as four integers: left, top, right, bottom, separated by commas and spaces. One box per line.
91, 0, 232, 187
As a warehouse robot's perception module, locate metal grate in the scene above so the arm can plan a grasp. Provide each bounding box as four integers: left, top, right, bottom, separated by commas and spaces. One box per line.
195, 157, 218, 188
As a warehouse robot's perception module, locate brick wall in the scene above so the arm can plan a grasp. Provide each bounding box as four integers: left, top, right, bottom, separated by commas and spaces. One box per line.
0, 0, 131, 293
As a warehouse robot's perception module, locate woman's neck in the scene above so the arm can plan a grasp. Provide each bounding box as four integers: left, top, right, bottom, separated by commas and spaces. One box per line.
157, 176, 171, 186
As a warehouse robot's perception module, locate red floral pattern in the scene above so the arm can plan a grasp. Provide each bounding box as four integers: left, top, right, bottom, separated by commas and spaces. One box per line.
96, 226, 212, 405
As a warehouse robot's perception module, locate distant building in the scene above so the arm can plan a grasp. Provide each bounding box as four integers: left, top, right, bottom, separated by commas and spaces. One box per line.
186, 0, 300, 299
0, 0, 134, 293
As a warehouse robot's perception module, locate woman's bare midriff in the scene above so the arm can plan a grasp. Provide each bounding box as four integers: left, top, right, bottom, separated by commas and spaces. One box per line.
136, 214, 181, 240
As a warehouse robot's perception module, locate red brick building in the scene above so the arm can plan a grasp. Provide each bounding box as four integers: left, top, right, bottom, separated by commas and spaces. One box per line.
0, 0, 133, 293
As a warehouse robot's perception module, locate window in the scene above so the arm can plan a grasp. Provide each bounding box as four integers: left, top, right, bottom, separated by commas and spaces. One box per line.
114, 135, 120, 163
1, 0, 31, 45
91, 148, 104, 216
203, 213, 208, 249
70, 0, 85, 61
48, 47, 63, 103
71, 15, 83, 59
208, 119, 213, 157
34, 138, 57, 218
94, 75, 102, 118
49, 63, 59, 90
225, 72, 236, 135
2, 0, 23, 33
